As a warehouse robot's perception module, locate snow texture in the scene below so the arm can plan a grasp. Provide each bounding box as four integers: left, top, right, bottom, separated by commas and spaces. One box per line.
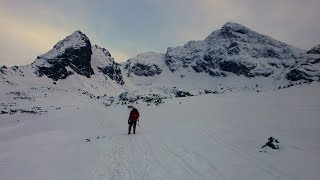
0, 83, 320, 180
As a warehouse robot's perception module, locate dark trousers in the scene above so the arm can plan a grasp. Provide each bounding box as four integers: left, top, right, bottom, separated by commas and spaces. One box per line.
128, 122, 137, 134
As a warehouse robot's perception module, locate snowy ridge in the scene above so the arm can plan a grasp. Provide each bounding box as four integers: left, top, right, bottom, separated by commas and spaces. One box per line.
1, 22, 320, 114
91, 45, 124, 85
38, 31, 89, 60
307, 44, 320, 54
123, 52, 166, 77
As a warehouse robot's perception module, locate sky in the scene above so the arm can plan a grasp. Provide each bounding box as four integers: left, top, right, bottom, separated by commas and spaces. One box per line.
1, 0, 320, 66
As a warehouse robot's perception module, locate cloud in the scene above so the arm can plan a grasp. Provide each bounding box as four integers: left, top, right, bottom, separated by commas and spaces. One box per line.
1, 0, 319, 66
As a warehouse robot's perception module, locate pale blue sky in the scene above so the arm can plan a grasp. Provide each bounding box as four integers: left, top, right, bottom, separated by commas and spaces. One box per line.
1, 0, 320, 66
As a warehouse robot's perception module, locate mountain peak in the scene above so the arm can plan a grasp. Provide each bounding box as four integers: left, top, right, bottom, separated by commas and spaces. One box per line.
307, 44, 320, 54
219, 22, 252, 38
72, 30, 85, 35
34, 30, 94, 81
35, 31, 91, 61
221, 22, 248, 30
205, 22, 251, 42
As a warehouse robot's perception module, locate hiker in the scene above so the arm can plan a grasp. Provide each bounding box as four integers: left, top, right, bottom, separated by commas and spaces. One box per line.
261, 137, 279, 149
128, 108, 140, 134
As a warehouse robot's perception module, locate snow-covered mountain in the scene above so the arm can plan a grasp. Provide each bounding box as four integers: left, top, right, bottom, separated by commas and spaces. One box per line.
1, 22, 320, 114
122, 22, 320, 93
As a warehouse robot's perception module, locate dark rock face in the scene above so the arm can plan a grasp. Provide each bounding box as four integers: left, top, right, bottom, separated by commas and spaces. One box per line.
0, 66, 7, 74
227, 42, 241, 55
286, 69, 312, 82
249, 68, 274, 77
36, 31, 94, 81
92, 45, 124, 85
307, 44, 320, 54
38, 62, 74, 81
99, 63, 124, 85
218, 60, 255, 76
165, 55, 178, 72
126, 63, 162, 77
191, 57, 226, 77
261, 47, 281, 59
310, 58, 320, 64
219, 25, 241, 39
175, 90, 193, 98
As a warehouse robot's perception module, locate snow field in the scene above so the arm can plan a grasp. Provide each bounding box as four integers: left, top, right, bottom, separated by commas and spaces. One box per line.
0, 83, 320, 180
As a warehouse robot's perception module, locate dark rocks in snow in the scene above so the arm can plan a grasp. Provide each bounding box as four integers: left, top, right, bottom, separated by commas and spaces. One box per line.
261, 47, 281, 59
204, 90, 219, 94
77, 89, 95, 99
307, 44, 320, 54
92, 45, 124, 85
117, 92, 165, 106
165, 55, 179, 72
286, 69, 313, 82
1, 111, 8, 114
249, 69, 274, 77
0, 107, 46, 115
175, 90, 193, 98
37, 62, 75, 81
141, 94, 164, 106
119, 92, 140, 104
102, 96, 115, 107
0, 65, 7, 74
126, 63, 162, 77
218, 60, 255, 77
261, 137, 279, 150
99, 63, 124, 85
219, 24, 242, 39
7, 91, 34, 101
310, 58, 320, 65
227, 42, 241, 55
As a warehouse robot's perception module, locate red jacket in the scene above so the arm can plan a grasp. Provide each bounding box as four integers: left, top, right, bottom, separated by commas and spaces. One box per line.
129, 109, 139, 122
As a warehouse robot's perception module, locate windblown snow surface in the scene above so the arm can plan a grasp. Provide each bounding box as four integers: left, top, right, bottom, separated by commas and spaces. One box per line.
0, 83, 320, 180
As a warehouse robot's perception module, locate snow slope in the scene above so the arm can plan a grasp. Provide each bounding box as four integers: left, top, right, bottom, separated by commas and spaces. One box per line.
0, 83, 319, 180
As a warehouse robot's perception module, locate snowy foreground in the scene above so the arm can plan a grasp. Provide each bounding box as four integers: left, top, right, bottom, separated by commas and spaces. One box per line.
0, 84, 320, 180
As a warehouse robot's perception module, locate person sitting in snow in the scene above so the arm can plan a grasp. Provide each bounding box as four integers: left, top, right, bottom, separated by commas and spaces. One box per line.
128, 108, 140, 134
261, 136, 279, 149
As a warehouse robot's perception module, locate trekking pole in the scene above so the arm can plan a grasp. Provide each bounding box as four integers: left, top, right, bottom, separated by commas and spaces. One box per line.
137, 119, 141, 128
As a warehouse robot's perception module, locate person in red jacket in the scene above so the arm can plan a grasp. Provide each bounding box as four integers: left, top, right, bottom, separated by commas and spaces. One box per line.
128, 108, 140, 134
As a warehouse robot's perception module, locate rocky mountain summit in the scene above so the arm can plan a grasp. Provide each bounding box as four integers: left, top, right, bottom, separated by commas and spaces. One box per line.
164, 22, 316, 82
34, 31, 94, 81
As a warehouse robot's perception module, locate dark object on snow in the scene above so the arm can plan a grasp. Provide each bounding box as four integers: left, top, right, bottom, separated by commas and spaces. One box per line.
85, 138, 91, 142
128, 108, 140, 134
261, 136, 279, 149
